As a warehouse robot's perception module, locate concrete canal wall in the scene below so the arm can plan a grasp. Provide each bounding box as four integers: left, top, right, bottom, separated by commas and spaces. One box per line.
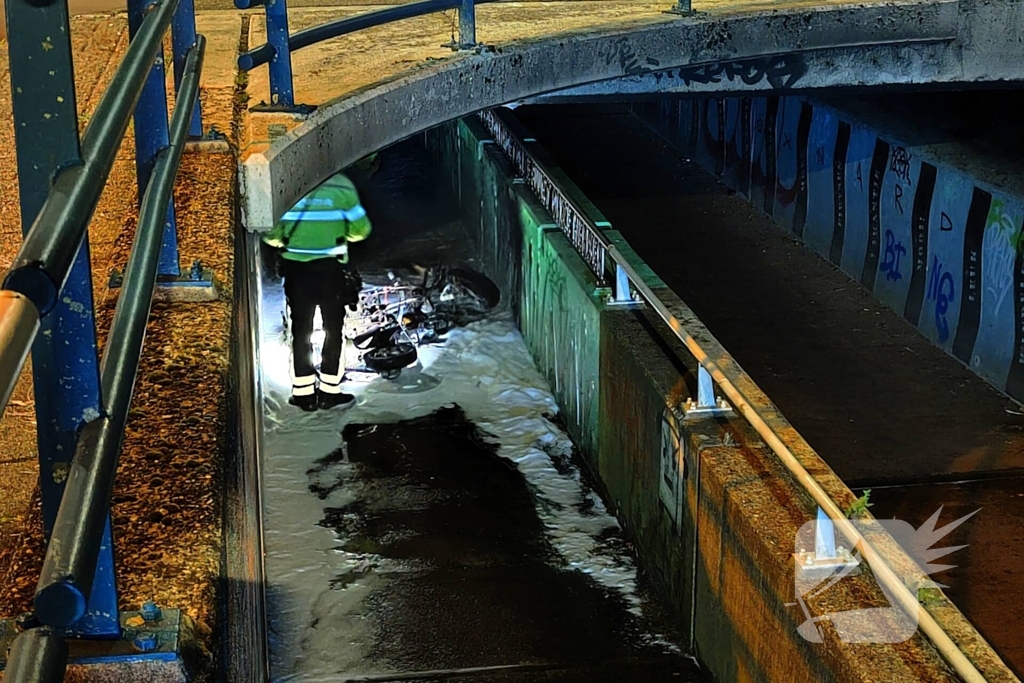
423, 115, 1009, 682
633, 96, 1024, 406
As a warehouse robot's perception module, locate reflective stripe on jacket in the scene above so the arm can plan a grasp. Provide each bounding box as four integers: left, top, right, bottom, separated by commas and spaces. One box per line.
262, 173, 372, 263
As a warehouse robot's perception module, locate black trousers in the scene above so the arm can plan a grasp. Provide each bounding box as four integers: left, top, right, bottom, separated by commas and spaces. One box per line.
281, 257, 350, 388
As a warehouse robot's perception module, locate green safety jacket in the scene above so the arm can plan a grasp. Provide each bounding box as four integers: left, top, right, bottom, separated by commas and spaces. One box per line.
262, 173, 372, 263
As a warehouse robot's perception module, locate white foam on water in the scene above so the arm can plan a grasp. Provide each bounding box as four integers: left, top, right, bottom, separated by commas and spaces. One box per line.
260, 284, 677, 678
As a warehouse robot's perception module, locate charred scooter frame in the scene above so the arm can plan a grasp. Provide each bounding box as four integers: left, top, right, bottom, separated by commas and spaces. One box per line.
347, 264, 500, 380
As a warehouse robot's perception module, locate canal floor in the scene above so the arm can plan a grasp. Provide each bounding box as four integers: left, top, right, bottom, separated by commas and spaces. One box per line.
256, 139, 705, 681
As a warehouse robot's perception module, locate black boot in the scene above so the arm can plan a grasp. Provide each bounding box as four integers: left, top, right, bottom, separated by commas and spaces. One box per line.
289, 393, 319, 412
318, 391, 355, 410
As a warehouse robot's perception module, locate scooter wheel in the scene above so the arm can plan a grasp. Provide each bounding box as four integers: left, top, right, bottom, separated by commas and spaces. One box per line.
365, 343, 418, 374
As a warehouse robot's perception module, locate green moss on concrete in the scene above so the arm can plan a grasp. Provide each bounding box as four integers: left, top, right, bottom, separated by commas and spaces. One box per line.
521, 226, 605, 459
439, 117, 604, 460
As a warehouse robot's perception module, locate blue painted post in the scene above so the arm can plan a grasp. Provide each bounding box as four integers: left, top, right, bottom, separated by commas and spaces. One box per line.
696, 366, 716, 408
814, 507, 837, 561
457, 0, 476, 49
171, 0, 204, 138
265, 0, 296, 108
4, 0, 119, 637
614, 263, 631, 302
128, 0, 181, 278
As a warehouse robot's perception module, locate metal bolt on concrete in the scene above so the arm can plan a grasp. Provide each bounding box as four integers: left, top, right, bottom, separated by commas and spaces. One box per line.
139, 601, 162, 623
132, 631, 158, 652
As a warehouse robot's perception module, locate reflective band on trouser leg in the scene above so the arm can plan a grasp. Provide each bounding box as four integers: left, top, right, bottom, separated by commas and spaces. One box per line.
292, 375, 317, 397
284, 243, 349, 257
318, 372, 345, 395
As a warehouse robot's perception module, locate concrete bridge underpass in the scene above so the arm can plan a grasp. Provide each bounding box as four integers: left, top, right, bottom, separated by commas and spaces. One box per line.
1, 0, 1023, 681
241, 0, 1024, 233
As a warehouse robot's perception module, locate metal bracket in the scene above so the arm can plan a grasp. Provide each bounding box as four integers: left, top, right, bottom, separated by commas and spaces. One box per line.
683, 365, 733, 418
441, 41, 494, 53
604, 298, 641, 307
249, 102, 317, 116
0, 603, 183, 670
109, 260, 220, 302
605, 262, 641, 307
664, 1, 702, 16
793, 507, 861, 574
184, 126, 230, 153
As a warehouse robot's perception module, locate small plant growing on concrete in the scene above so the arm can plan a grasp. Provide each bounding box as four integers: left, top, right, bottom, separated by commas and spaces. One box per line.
916, 586, 944, 606
845, 490, 873, 519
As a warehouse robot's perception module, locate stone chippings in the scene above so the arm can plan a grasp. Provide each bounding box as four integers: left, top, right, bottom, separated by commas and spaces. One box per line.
0, 14, 240, 680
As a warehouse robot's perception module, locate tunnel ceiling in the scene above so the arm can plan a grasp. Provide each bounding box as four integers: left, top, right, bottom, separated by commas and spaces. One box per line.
241, 0, 1024, 231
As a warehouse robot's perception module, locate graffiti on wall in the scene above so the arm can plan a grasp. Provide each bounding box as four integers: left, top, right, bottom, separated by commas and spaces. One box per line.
602, 37, 653, 76
722, 99, 752, 195
659, 409, 686, 528
636, 94, 1024, 402
904, 163, 937, 325
982, 199, 1022, 317
750, 98, 779, 215
860, 139, 891, 287
829, 122, 852, 264
927, 256, 956, 344
775, 99, 812, 237
880, 229, 907, 282
678, 54, 808, 90
889, 147, 912, 184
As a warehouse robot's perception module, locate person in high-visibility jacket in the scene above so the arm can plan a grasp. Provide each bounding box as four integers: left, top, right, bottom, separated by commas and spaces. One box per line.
263, 173, 372, 411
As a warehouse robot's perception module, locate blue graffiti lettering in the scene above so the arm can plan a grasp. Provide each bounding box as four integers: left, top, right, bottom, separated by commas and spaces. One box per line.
926, 256, 956, 343
880, 230, 906, 282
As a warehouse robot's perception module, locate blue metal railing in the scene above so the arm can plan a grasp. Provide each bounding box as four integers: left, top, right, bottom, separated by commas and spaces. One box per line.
0, 0, 208, 675
236, 0, 490, 108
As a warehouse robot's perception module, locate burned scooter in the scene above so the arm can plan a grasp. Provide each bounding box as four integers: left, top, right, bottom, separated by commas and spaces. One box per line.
347, 264, 500, 380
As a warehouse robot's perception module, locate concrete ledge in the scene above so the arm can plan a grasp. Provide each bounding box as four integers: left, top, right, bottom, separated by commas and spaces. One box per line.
239, 0, 1009, 231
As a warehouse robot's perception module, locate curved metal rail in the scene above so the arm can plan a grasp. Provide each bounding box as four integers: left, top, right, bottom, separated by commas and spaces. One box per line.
477, 106, 988, 683
236, 0, 490, 107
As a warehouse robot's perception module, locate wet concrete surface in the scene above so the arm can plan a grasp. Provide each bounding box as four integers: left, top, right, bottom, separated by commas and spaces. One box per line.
308, 405, 702, 681
515, 103, 1024, 676
259, 137, 704, 681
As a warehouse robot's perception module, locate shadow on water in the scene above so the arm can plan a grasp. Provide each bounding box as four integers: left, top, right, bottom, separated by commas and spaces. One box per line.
307, 405, 704, 681
348, 137, 473, 280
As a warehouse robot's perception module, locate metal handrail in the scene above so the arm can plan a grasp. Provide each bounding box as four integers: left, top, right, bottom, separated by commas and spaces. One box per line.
236, 0, 483, 106
0, 291, 40, 413
238, 0, 495, 71
3, 628, 67, 683
0, 0, 181, 423
2, 0, 181, 317
477, 108, 988, 683
3, 32, 207, 683
32, 35, 207, 630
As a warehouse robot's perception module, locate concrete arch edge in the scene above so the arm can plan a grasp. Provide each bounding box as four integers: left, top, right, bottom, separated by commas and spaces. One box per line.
240, 0, 1023, 232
